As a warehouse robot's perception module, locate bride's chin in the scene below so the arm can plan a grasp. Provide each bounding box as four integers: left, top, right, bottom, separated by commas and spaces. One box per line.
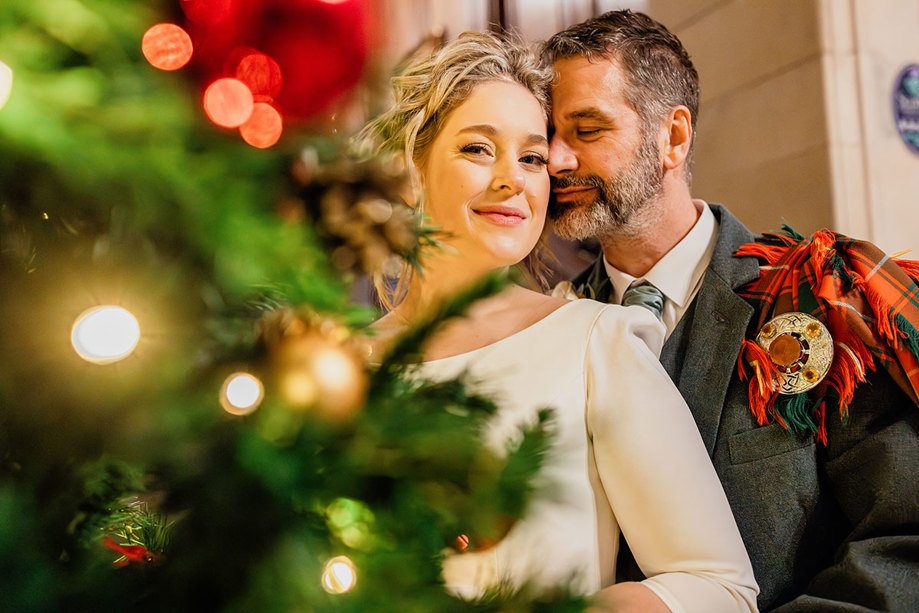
479, 246, 535, 270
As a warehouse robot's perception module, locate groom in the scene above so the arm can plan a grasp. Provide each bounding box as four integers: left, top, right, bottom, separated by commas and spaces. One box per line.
544, 10, 919, 612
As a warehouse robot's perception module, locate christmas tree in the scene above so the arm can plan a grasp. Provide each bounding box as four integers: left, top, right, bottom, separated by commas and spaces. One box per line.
0, 1, 583, 610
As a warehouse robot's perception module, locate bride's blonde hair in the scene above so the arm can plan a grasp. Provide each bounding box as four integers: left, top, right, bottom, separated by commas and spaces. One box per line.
357, 31, 554, 310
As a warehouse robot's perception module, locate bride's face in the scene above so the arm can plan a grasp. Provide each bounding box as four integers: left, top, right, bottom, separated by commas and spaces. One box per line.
420, 80, 550, 269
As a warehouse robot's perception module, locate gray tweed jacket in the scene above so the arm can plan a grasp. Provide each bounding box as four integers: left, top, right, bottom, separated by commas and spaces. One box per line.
573, 204, 919, 612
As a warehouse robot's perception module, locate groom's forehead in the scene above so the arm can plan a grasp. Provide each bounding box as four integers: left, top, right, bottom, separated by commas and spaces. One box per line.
550, 57, 625, 104
553, 55, 622, 84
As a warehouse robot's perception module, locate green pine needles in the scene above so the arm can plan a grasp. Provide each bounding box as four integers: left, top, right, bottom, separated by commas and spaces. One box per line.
0, 2, 580, 610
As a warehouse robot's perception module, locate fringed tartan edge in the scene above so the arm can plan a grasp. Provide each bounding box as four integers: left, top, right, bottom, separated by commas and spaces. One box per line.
736, 227, 919, 445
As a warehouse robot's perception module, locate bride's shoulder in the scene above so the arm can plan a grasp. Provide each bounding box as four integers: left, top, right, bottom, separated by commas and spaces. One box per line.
514, 287, 571, 309
366, 312, 406, 362
587, 302, 666, 357
504, 287, 575, 322
533, 293, 663, 344
511, 287, 620, 319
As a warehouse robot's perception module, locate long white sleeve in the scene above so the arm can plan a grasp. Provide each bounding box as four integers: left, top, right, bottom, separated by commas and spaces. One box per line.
585, 305, 759, 613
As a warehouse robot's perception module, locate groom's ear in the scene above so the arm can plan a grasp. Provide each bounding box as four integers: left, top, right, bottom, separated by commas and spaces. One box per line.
661, 106, 692, 172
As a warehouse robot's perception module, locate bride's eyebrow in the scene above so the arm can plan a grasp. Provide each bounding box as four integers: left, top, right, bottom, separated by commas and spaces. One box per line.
457, 124, 497, 137
523, 134, 549, 148
457, 125, 547, 148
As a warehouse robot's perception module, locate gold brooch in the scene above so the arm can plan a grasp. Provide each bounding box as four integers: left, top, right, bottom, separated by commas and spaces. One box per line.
755, 312, 834, 394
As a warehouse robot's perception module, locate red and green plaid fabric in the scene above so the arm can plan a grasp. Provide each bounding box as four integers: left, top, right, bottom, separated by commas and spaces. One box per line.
734, 226, 919, 442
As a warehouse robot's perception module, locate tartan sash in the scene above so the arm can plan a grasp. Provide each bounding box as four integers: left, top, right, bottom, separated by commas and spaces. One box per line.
734, 226, 919, 444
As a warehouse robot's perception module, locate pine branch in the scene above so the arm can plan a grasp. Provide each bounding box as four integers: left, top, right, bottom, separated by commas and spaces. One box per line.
70, 458, 146, 546
494, 408, 554, 519
372, 271, 508, 380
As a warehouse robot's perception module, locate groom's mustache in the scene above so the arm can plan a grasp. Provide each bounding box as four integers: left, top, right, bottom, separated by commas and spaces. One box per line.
551, 174, 606, 190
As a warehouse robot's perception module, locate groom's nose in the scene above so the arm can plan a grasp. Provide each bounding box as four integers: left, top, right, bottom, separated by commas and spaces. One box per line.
548, 135, 578, 177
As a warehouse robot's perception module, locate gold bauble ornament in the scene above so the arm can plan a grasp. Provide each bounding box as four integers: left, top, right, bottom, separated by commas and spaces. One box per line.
259, 308, 368, 419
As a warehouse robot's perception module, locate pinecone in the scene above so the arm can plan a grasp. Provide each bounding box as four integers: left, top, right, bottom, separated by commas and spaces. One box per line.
287, 149, 432, 277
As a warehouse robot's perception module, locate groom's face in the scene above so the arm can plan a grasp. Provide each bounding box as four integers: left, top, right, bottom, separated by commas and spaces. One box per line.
548, 55, 663, 240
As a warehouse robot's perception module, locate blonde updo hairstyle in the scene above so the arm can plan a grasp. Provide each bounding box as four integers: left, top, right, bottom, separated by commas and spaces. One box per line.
358, 31, 554, 310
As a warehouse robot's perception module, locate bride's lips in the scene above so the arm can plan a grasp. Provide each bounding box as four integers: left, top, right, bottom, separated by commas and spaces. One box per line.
472, 205, 527, 226
552, 186, 596, 203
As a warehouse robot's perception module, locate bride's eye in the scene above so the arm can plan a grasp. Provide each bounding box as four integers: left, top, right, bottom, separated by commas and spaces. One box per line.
460, 143, 492, 156
519, 153, 549, 168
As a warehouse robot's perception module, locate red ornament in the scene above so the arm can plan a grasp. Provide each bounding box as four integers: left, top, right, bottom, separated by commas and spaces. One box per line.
102, 536, 161, 567
181, 0, 235, 26
182, 0, 369, 122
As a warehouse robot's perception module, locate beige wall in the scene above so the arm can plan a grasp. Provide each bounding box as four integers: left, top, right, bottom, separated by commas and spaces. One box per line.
647, 0, 834, 239
823, 0, 919, 253
648, 0, 919, 252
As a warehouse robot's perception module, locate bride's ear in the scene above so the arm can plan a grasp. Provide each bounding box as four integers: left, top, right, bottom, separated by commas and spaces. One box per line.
400, 153, 423, 210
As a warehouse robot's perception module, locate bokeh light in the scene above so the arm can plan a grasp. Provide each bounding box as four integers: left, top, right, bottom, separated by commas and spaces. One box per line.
71, 306, 141, 364
326, 498, 374, 549
321, 555, 356, 594
235, 52, 282, 98
142, 24, 194, 71
0, 60, 12, 111
203, 78, 254, 128
239, 102, 283, 148
220, 372, 264, 416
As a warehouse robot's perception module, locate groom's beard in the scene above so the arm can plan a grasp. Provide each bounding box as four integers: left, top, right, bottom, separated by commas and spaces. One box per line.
549, 133, 664, 240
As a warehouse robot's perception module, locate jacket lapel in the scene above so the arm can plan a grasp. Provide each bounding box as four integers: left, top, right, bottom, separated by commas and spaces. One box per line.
572, 255, 612, 303
664, 204, 761, 453
572, 204, 762, 455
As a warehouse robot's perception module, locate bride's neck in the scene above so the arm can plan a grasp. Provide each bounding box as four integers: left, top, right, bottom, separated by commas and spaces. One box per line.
392, 255, 513, 323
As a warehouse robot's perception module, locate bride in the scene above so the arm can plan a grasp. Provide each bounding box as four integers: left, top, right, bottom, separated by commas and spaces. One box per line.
361, 32, 758, 613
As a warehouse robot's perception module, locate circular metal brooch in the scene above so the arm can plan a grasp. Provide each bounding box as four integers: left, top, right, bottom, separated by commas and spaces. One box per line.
755, 312, 834, 394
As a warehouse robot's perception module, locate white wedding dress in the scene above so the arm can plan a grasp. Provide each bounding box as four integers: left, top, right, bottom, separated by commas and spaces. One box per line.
411, 299, 758, 613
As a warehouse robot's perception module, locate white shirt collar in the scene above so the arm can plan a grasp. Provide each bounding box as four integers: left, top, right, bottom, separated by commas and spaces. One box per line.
604, 200, 718, 307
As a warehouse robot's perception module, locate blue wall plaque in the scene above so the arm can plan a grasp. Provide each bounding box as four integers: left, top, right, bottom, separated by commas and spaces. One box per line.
893, 64, 919, 155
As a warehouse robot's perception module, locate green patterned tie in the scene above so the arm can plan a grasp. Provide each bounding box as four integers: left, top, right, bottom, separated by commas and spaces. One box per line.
622, 281, 664, 320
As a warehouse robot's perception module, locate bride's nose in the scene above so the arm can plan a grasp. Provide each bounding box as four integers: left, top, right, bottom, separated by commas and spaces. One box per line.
490, 159, 525, 195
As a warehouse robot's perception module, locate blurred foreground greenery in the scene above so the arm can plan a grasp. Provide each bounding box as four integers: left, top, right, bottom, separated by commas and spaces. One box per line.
0, 2, 583, 611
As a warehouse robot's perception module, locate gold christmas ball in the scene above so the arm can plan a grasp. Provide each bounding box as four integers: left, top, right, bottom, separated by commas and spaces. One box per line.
310, 343, 367, 419
275, 332, 367, 419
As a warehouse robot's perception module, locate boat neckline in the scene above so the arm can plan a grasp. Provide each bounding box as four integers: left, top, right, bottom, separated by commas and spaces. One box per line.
414, 299, 580, 365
